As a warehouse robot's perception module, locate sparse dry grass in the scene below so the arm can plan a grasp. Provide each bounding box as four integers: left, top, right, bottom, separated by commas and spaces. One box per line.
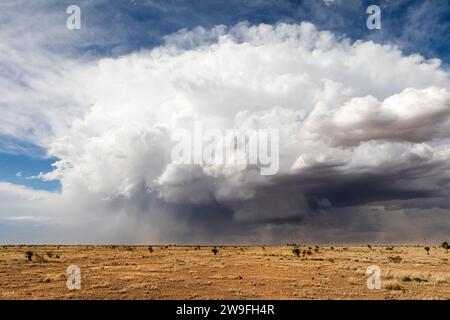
0, 245, 448, 299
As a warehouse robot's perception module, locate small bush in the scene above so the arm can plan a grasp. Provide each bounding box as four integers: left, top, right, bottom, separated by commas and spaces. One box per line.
148, 246, 153, 253
212, 247, 218, 255
25, 251, 33, 261
292, 247, 301, 257
402, 276, 412, 282
387, 256, 402, 263
385, 283, 403, 291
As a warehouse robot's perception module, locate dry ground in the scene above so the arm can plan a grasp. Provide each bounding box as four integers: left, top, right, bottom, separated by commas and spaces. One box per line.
0, 245, 448, 299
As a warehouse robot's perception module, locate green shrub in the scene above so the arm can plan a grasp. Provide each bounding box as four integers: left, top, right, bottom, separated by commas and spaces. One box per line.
25, 251, 33, 261
292, 247, 301, 257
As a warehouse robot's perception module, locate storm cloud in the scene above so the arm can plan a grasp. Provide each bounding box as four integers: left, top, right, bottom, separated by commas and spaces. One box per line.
1, 21, 450, 244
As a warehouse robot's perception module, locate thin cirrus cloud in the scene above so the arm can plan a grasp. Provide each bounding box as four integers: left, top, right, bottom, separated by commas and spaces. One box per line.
0, 3, 450, 243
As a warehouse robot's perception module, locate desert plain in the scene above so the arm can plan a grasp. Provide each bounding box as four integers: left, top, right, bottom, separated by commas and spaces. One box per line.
0, 244, 448, 300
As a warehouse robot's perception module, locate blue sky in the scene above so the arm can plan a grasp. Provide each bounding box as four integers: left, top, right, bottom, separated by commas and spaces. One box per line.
73, 0, 450, 61
0, 153, 61, 191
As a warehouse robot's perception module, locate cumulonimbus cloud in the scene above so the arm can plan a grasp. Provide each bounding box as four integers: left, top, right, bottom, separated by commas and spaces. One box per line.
2, 22, 450, 243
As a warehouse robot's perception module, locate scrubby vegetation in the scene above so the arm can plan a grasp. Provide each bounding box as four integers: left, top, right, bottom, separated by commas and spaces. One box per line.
25, 251, 33, 261
388, 256, 402, 263
385, 283, 403, 291
292, 246, 301, 257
